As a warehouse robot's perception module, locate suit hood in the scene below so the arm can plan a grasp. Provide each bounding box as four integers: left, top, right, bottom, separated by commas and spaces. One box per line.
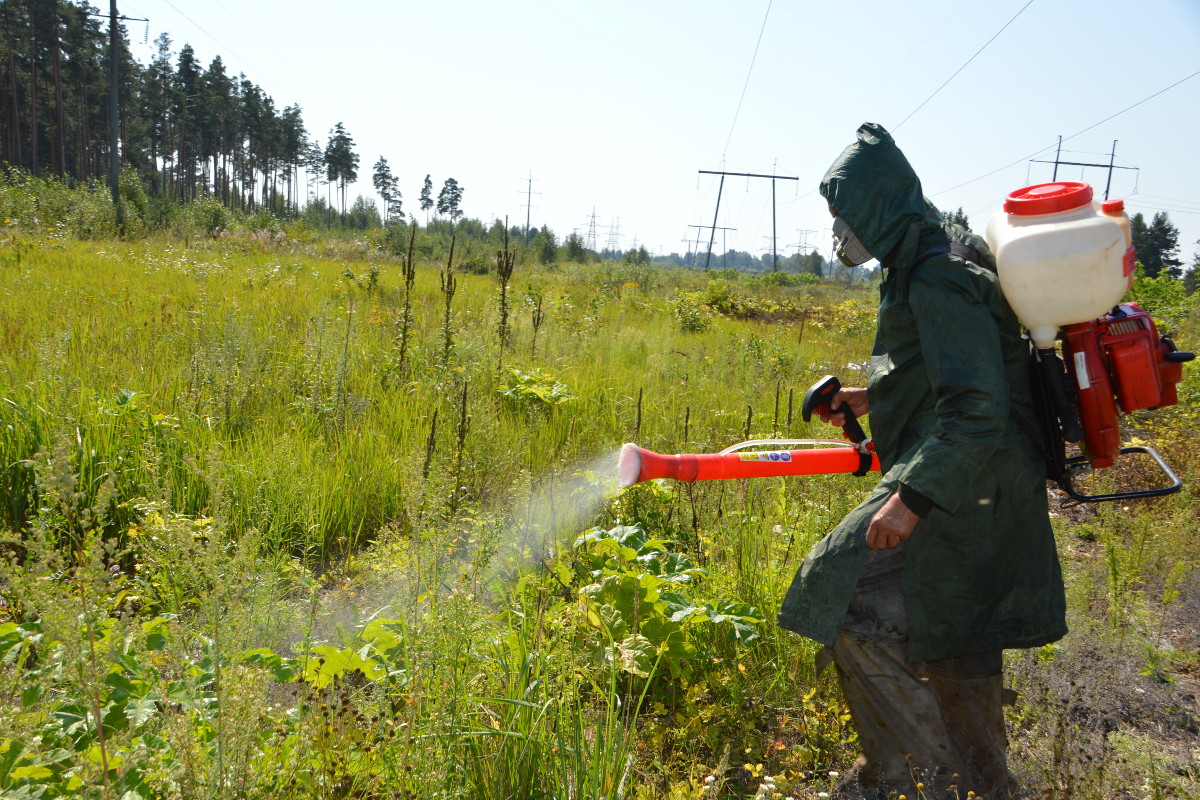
819, 123, 932, 266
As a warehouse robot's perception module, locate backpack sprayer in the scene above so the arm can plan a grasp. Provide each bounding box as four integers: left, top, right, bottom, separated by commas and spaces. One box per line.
620, 182, 1193, 504
988, 182, 1193, 502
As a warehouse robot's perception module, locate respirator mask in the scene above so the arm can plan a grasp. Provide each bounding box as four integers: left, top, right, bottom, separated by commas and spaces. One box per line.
832, 216, 873, 267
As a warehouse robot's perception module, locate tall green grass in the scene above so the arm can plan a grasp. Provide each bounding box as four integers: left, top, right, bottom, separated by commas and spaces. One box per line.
1, 219, 1197, 799
0, 233, 867, 561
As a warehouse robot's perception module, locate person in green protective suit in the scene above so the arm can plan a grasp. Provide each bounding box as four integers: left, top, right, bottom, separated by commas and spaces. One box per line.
776, 123, 1067, 799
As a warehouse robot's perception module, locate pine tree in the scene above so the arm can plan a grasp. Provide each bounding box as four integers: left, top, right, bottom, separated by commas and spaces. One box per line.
564, 232, 587, 262
173, 44, 204, 200
143, 34, 174, 192
941, 207, 971, 231
1184, 240, 1200, 295
533, 226, 557, 264
1131, 211, 1182, 279
419, 174, 434, 222
0, 5, 313, 218
198, 55, 235, 201
437, 177, 463, 223
372, 156, 400, 222
279, 104, 307, 211
323, 121, 359, 215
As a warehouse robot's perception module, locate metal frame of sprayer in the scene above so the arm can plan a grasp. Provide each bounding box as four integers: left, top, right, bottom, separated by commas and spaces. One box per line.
1036, 302, 1192, 504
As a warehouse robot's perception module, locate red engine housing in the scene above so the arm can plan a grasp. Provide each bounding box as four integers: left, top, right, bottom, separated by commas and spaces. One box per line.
1061, 303, 1187, 469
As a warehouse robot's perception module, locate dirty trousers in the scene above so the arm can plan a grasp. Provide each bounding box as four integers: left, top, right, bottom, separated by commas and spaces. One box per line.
827, 548, 1011, 798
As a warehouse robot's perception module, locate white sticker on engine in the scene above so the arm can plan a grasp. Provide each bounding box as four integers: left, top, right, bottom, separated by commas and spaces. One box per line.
1073, 351, 1091, 390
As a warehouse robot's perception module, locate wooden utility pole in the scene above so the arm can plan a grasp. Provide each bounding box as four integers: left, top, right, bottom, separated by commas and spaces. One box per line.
520, 172, 540, 243
698, 169, 799, 271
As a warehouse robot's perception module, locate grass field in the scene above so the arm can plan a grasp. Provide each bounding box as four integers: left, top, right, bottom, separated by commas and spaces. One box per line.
1, 200, 1198, 799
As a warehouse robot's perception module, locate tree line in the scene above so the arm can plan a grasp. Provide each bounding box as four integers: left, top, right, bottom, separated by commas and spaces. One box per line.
0, 0, 469, 223
2, 0, 1194, 277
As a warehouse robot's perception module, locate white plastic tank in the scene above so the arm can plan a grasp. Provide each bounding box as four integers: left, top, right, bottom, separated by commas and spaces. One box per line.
985, 182, 1135, 349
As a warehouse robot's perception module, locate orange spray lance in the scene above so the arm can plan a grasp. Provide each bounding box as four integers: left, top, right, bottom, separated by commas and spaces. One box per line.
618, 376, 880, 487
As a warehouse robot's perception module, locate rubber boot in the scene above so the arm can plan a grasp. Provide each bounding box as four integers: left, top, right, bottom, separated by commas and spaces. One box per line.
830, 634, 956, 798
927, 670, 1016, 798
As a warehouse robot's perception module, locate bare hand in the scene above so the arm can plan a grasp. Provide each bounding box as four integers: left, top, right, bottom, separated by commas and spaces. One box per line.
819, 387, 869, 428
866, 492, 919, 551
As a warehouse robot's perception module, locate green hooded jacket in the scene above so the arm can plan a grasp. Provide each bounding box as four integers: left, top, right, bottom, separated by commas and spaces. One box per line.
776, 123, 1067, 662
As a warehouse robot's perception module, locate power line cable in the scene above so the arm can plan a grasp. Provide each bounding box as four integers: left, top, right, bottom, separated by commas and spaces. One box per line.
1128, 192, 1200, 208
721, 0, 773, 158
932, 143, 1058, 197
894, 0, 1036, 131
760, 0, 809, 86
206, 0, 314, 83
155, 0, 302, 96
158, 0, 243, 61
1057, 67, 1200, 144
934, 67, 1200, 197
1126, 202, 1200, 217
854, 0, 971, 107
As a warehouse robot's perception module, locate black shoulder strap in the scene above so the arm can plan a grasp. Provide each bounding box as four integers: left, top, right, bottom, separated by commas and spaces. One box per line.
898, 242, 989, 300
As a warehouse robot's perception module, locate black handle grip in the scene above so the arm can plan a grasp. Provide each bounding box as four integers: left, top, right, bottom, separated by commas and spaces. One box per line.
802, 375, 867, 445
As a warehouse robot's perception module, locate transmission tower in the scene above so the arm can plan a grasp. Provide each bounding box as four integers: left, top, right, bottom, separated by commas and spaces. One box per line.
605, 218, 621, 255
796, 229, 819, 256
586, 208, 599, 252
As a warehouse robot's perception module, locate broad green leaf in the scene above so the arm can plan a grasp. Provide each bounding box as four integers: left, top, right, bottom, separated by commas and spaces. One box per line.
124, 696, 159, 728
616, 634, 656, 678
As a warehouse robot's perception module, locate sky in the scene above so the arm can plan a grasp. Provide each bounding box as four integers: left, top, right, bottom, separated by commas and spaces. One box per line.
118, 0, 1200, 266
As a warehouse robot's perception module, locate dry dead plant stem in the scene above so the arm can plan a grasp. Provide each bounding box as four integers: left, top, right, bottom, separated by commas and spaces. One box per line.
76, 557, 113, 800
634, 387, 643, 438
440, 236, 458, 367
497, 218, 516, 351
449, 380, 470, 515
529, 290, 546, 358
395, 224, 418, 380
422, 409, 438, 481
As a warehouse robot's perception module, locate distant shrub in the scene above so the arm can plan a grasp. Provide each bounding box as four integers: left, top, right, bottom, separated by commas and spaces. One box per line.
244, 208, 283, 235
696, 279, 810, 323
0, 169, 119, 238
1127, 266, 1194, 333
670, 290, 712, 332
748, 271, 820, 289
185, 196, 231, 238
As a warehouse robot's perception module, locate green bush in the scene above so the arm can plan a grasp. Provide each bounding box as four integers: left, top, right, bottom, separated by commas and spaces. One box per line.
1127, 266, 1194, 333
670, 289, 712, 332
187, 195, 232, 238
0, 169, 118, 238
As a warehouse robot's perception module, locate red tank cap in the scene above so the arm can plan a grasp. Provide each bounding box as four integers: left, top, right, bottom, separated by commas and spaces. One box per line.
1003, 182, 1093, 216
1101, 199, 1125, 214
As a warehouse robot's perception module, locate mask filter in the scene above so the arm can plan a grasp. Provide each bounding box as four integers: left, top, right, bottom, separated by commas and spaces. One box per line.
833, 216, 873, 266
